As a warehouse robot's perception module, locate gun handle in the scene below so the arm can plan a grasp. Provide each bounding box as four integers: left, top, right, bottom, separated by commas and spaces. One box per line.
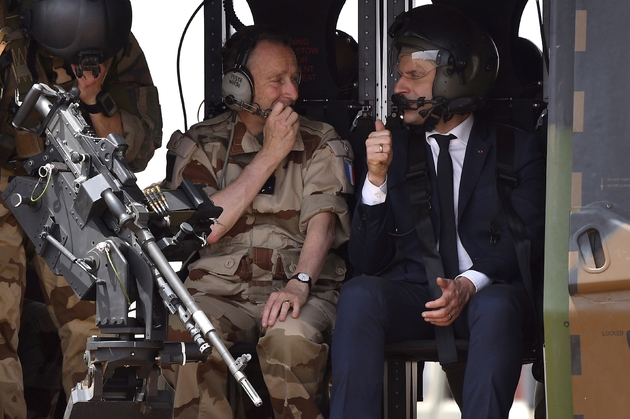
13, 84, 44, 129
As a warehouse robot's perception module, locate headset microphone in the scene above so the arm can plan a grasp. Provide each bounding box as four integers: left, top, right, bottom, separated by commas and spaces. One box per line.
223, 94, 271, 118
391, 93, 442, 109
390, 93, 476, 117
390, 93, 442, 117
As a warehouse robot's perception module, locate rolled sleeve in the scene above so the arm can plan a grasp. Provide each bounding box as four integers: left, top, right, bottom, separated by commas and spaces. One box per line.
300, 193, 351, 248
298, 135, 353, 248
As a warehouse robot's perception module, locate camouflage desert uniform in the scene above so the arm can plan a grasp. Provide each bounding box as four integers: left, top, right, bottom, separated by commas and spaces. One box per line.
0, 4, 163, 417
164, 111, 353, 419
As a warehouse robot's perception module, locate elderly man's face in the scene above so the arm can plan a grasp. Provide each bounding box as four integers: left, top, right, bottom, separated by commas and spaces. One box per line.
393, 54, 437, 126
248, 41, 300, 112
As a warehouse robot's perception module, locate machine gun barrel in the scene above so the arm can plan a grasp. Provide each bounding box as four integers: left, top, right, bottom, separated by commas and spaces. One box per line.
143, 231, 263, 407
103, 186, 262, 406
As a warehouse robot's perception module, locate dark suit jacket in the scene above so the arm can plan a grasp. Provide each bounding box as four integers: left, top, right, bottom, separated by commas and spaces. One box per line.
348, 117, 546, 285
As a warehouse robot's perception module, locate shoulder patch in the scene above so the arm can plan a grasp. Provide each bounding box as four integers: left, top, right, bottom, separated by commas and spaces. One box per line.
344, 157, 355, 187
327, 138, 355, 187
326, 137, 354, 159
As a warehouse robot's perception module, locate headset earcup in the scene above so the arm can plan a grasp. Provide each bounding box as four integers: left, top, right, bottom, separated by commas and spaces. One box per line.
221, 67, 254, 110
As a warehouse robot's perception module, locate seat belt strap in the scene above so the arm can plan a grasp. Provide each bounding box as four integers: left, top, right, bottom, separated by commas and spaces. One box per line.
406, 129, 458, 366
494, 126, 535, 307
493, 125, 542, 357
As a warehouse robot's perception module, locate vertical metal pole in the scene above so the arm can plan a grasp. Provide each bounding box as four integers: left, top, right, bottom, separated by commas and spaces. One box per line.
204, 0, 227, 119
382, 0, 411, 120
357, 0, 378, 118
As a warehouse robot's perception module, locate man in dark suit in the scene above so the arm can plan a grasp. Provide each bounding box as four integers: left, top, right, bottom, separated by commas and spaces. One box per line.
329, 4, 546, 419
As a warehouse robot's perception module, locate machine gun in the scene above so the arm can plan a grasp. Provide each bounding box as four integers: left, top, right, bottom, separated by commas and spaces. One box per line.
2, 84, 263, 418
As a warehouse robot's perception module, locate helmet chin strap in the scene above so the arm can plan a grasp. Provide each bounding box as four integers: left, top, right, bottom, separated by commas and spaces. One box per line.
420, 107, 443, 130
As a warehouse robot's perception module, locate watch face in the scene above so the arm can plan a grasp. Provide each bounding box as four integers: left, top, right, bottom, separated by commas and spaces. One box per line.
99, 92, 118, 117
297, 272, 310, 282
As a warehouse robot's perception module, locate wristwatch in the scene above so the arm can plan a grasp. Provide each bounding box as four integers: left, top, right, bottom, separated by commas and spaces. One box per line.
291, 272, 312, 290
84, 90, 118, 117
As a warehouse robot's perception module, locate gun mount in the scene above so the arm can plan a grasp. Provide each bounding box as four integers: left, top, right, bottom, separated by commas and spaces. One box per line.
3, 84, 262, 418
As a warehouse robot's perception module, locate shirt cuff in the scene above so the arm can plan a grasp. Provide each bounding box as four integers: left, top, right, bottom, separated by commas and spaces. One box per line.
361, 175, 388, 205
457, 270, 491, 292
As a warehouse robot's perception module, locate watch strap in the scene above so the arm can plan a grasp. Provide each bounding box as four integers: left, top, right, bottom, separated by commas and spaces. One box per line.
84, 102, 101, 114
84, 90, 118, 117
291, 272, 312, 290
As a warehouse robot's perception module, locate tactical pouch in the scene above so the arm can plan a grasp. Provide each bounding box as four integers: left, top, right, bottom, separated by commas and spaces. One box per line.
0, 133, 15, 164
165, 130, 198, 189
14, 129, 45, 159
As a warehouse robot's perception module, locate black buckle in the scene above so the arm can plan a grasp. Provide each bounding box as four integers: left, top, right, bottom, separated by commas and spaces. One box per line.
497, 171, 518, 188
405, 167, 427, 182
259, 175, 276, 195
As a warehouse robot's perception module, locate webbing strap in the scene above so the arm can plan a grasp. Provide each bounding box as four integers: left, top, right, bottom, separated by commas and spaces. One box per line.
406, 129, 458, 366
494, 126, 534, 306
493, 125, 542, 356
1, 8, 35, 99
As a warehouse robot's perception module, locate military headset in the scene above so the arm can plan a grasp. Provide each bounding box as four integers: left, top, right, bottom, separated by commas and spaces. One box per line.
221, 27, 301, 118
221, 34, 257, 112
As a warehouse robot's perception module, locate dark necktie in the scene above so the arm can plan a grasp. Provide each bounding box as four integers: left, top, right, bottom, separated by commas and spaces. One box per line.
432, 133, 460, 279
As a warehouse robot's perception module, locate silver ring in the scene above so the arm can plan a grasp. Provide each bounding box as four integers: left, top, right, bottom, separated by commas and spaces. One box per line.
379, 144, 383, 153
448, 313, 452, 320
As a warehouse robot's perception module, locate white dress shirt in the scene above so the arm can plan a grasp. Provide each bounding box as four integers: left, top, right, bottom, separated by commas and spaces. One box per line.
361, 114, 491, 291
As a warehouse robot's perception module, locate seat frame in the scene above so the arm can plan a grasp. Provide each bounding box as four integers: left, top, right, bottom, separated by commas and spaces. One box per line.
383, 339, 539, 419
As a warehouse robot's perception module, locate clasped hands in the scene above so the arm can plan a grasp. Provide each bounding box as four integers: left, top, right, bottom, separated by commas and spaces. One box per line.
422, 276, 476, 326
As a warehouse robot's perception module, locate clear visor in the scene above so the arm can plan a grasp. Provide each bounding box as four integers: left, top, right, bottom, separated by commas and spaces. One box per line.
410, 50, 441, 62
395, 53, 437, 80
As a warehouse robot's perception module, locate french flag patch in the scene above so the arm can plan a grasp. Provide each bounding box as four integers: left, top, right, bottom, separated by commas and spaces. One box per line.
344, 157, 355, 186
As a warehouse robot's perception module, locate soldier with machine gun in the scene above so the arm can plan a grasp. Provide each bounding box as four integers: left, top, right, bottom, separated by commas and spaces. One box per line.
4, 79, 262, 418
0, 0, 162, 417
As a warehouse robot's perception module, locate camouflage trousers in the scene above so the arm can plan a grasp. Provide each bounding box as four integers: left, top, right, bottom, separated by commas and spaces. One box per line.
0, 167, 99, 419
164, 289, 337, 419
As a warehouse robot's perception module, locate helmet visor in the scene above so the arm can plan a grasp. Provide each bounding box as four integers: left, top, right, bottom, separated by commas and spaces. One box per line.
395, 53, 437, 81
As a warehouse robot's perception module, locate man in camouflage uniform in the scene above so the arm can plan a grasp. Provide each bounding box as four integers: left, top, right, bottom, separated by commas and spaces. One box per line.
163, 26, 353, 419
0, 1, 163, 418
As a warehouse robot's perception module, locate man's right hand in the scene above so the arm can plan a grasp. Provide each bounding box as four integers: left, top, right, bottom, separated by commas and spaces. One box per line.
261, 102, 300, 164
366, 119, 393, 186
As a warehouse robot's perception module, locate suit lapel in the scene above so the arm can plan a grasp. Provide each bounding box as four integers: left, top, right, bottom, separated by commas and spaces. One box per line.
458, 122, 492, 217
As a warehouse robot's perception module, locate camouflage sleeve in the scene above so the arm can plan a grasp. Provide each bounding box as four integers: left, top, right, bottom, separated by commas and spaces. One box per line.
104, 32, 163, 172
164, 124, 221, 192
300, 128, 354, 248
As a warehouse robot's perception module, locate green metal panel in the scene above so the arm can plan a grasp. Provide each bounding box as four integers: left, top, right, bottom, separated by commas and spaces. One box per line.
548, 0, 630, 417
545, 0, 574, 417
568, 0, 630, 415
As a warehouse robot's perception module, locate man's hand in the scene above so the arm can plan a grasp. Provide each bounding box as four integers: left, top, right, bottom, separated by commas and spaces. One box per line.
261, 279, 309, 328
261, 102, 300, 164
204, 102, 300, 245
422, 276, 476, 326
72, 63, 107, 105
72, 62, 124, 149
366, 120, 393, 186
